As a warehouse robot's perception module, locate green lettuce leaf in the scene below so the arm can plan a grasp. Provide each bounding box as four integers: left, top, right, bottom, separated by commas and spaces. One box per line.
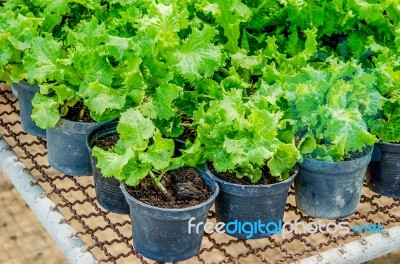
31, 93, 60, 129
170, 25, 224, 81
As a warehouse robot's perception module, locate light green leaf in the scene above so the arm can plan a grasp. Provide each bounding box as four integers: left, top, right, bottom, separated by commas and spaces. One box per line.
298, 136, 317, 155
92, 147, 135, 180
231, 49, 262, 70
141, 82, 181, 120
325, 107, 377, 159
66, 17, 107, 48
139, 131, 174, 170
137, 2, 188, 48
83, 81, 126, 116
171, 25, 224, 81
31, 94, 60, 129
267, 143, 299, 180
117, 109, 156, 150
23, 35, 66, 83
123, 160, 151, 187
197, 0, 251, 53
71, 45, 114, 90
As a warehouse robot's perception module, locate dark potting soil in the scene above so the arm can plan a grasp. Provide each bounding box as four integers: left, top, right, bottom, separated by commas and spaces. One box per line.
178, 116, 196, 142
63, 101, 95, 123
179, 127, 196, 142
126, 167, 212, 209
209, 163, 279, 185
94, 133, 119, 151
344, 147, 372, 161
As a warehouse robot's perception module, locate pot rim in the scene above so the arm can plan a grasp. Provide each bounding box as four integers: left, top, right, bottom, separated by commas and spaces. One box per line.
86, 120, 119, 151
205, 162, 298, 189
58, 117, 105, 126
378, 141, 400, 147
13, 80, 40, 92
120, 168, 219, 212
301, 147, 373, 165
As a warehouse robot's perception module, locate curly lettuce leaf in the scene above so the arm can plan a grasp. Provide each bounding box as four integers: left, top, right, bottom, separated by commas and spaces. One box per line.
137, 2, 188, 49
139, 131, 175, 170
92, 147, 135, 181
66, 16, 107, 48
371, 102, 400, 143
31, 93, 60, 129
193, 89, 299, 182
197, 0, 251, 53
117, 109, 156, 150
82, 81, 126, 117
170, 25, 224, 81
23, 34, 66, 83
141, 82, 182, 120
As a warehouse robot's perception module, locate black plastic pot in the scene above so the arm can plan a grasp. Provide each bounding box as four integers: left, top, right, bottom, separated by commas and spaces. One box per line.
11, 82, 18, 97
295, 150, 372, 219
120, 169, 219, 262
205, 165, 297, 239
371, 144, 382, 162
87, 121, 129, 214
14, 81, 46, 138
47, 118, 105, 176
367, 142, 400, 198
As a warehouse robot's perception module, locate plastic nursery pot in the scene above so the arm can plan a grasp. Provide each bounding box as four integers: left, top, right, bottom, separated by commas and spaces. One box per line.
47, 118, 106, 176
205, 164, 298, 240
120, 169, 219, 262
295, 150, 372, 219
367, 142, 400, 198
86, 121, 129, 214
13, 81, 46, 138
371, 144, 382, 162
11, 82, 18, 97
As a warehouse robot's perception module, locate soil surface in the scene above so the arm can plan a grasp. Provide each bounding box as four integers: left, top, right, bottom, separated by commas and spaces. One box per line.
179, 115, 196, 142
63, 101, 95, 123
94, 133, 119, 150
209, 163, 279, 185
179, 126, 196, 142
126, 167, 212, 208
344, 146, 372, 161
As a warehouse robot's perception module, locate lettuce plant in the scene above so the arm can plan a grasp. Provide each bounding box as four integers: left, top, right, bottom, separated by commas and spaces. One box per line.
29, 16, 144, 128
370, 50, 400, 143
0, 10, 42, 82
287, 59, 382, 161
0, 0, 104, 82
92, 109, 182, 196
182, 82, 300, 183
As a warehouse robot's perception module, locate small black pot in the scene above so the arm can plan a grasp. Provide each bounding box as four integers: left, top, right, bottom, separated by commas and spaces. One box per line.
371, 144, 382, 162
295, 150, 372, 219
121, 169, 219, 262
14, 81, 46, 138
205, 164, 297, 239
11, 83, 18, 97
87, 121, 129, 214
47, 118, 105, 176
367, 142, 400, 198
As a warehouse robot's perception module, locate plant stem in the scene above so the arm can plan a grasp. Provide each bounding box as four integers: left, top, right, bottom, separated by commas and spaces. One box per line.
149, 171, 171, 199
243, 69, 251, 83
79, 105, 86, 120
196, 94, 215, 99
180, 123, 192, 127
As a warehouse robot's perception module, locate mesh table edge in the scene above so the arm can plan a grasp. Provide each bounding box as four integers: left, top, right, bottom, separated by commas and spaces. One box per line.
0, 137, 98, 264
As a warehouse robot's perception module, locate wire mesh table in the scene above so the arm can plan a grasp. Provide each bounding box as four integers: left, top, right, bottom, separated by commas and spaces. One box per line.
0, 84, 399, 264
